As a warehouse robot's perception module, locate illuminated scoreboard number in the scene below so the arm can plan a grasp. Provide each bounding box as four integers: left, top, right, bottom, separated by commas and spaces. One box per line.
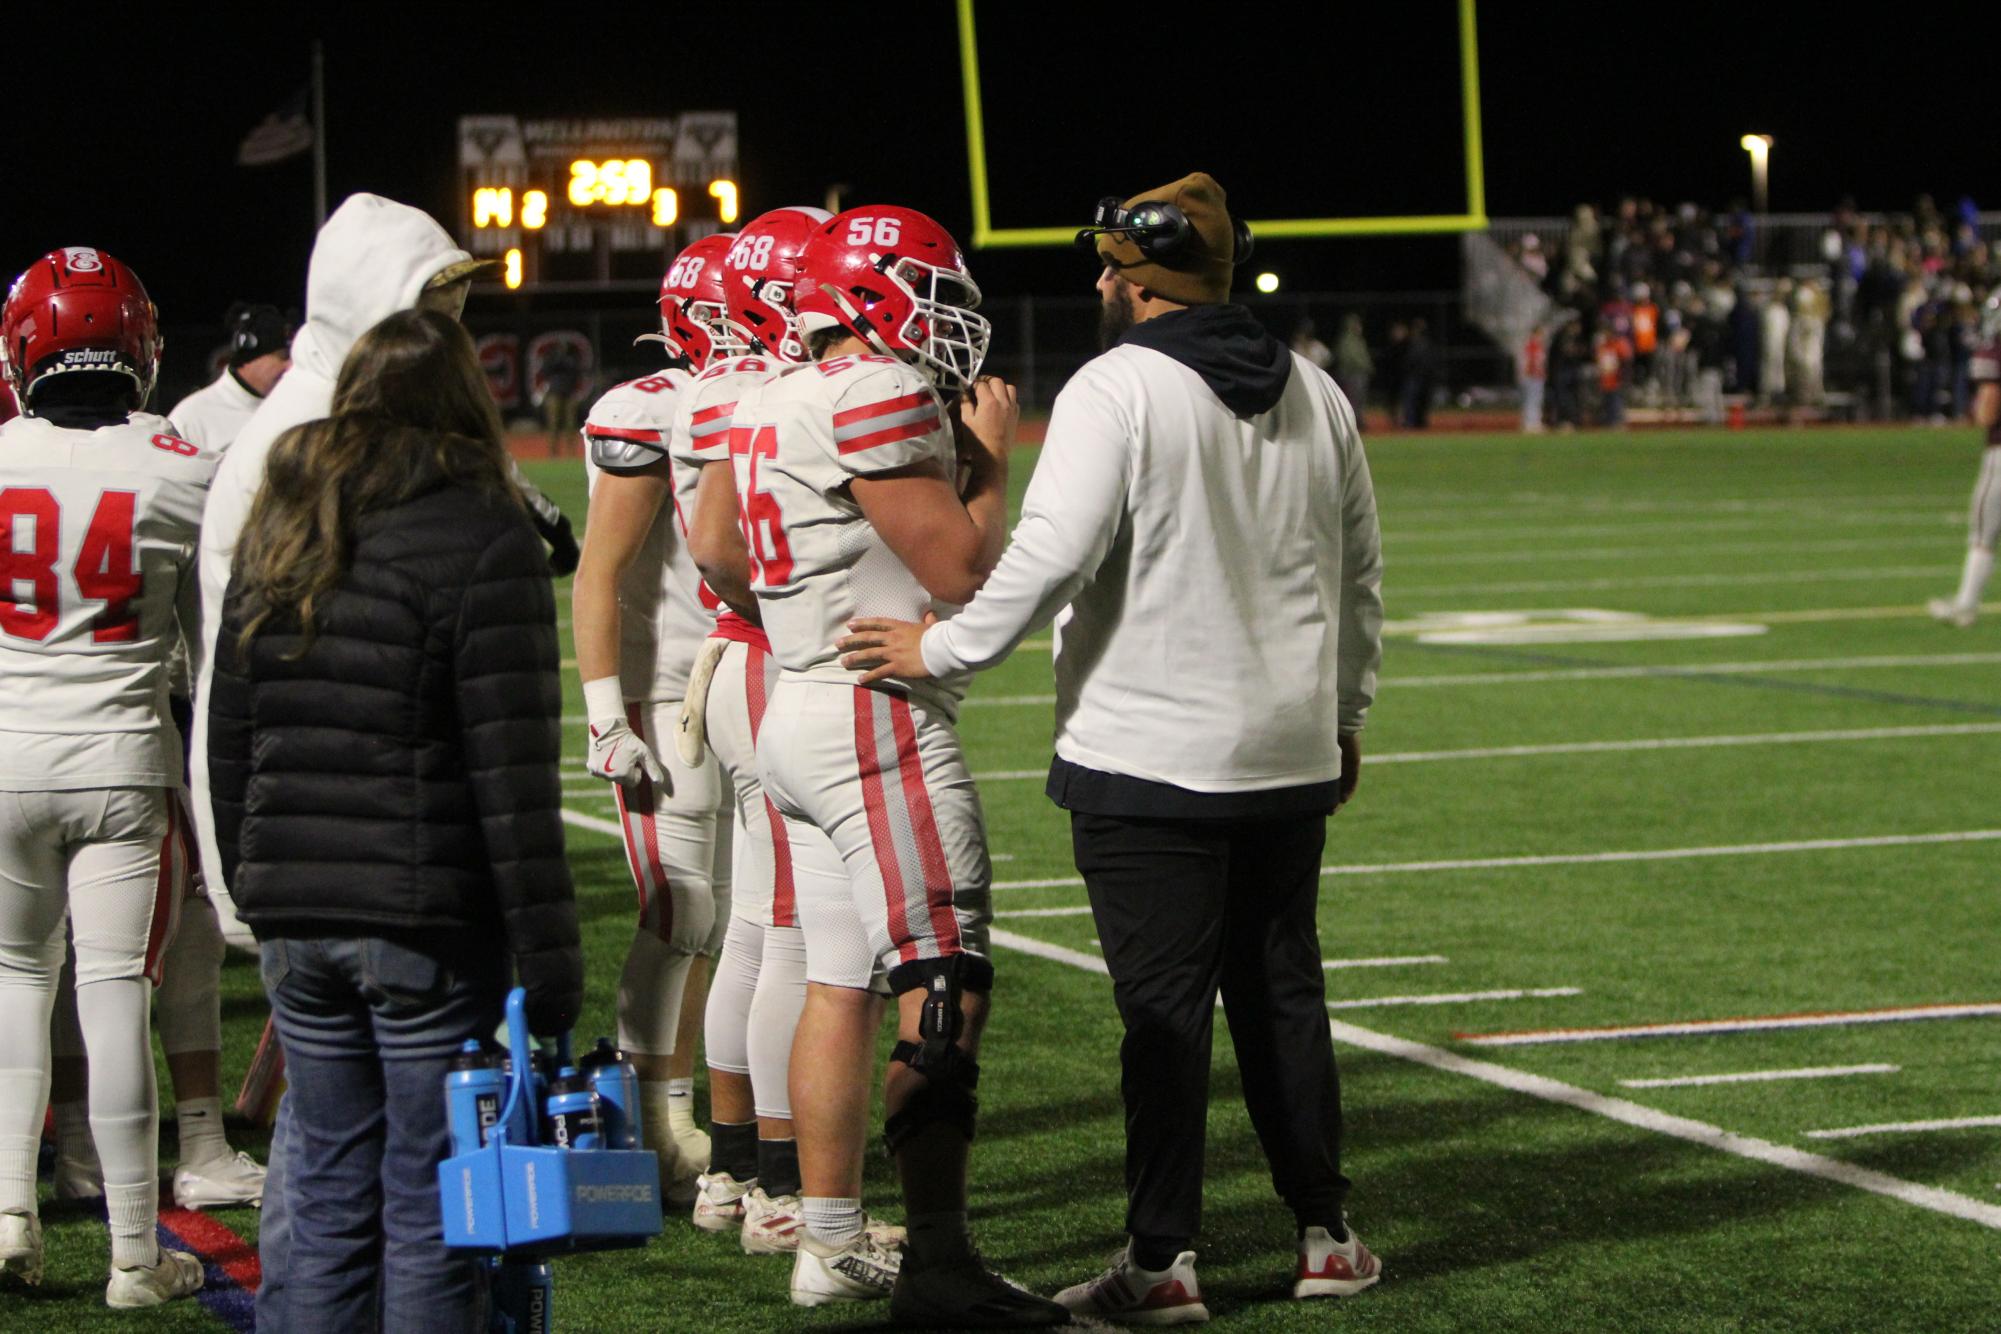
471, 162, 739, 236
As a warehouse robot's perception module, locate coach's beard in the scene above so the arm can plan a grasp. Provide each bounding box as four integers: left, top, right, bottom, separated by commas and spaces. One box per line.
1098, 282, 1137, 351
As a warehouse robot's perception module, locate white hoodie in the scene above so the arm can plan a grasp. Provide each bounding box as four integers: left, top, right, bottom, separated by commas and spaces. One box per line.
188, 193, 475, 902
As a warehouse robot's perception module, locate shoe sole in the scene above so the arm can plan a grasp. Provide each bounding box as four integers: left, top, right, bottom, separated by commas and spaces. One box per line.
174, 1191, 263, 1210
1294, 1272, 1381, 1299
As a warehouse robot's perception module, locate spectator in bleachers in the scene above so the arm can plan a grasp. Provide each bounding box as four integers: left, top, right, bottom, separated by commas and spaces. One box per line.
1760, 280, 1791, 405
1401, 318, 1437, 429
1691, 298, 1729, 425
1788, 282, 1828, 410
1630, 283, 1660, 402
1291, 318, 1332, 372
1549, 318, 1587, 431
1593, 323, 1632, 428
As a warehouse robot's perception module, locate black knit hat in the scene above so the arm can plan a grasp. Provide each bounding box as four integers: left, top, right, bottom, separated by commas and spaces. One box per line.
225, 303, 294, 368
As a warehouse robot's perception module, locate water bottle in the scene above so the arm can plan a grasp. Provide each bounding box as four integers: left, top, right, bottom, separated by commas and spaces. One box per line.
445, 1041, 505, 1156
578, 1038, 641, 1151
490, 1257, 553, 1333
544, 1066, 601, 1150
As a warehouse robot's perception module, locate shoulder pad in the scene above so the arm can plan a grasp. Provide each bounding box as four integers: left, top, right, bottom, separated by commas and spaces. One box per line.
585, 379, 677, 472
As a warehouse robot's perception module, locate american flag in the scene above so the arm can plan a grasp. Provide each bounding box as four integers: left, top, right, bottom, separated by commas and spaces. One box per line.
236, 88, 313, 167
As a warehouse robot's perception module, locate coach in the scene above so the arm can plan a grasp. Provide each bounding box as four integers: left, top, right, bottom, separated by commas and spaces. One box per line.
838, 173, 1385, 1316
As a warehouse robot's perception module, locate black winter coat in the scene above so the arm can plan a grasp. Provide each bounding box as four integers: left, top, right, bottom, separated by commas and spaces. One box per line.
207, 480, 583, 1034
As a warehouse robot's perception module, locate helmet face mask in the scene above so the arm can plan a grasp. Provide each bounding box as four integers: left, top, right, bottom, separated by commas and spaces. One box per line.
795, 207, 990, 395
650, 233, 742, 370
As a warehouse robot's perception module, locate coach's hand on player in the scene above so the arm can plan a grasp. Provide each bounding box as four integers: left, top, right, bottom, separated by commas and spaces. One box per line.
839, 611, 939, 684
1335, 732, 1362, 810
587, 715, 668, 790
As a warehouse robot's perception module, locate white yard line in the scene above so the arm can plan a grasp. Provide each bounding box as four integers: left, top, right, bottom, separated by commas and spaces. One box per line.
991, 829, 2001, 891
1327, 987, 1579, 1011
1391, 651, 2001, 689
1325, 954, 1450, 971
1459, 1001, 2001, 1048
1366, 723, 2001, 765
962, 650, 2001, 706
1621, 1064, 1900, 1090
986, 927, 2001, 1232
560, 809, 626, 838
1404, 565, 1949, 599
1806, 1116, 2001, 1141
969, 726, 2001, 785
1383, 512, 1953, 546
996, 905, 1094, 919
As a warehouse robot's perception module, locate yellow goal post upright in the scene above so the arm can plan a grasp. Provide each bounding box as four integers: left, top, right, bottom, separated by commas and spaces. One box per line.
955, 0, 1489, 247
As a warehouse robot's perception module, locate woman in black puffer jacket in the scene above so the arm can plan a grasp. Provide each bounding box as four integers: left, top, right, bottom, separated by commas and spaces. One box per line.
207, 308, 581, 1333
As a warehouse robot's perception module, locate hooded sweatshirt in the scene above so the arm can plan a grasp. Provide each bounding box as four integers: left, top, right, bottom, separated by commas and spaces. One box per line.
920, 304, 1383, 803
188, 194, 476, 901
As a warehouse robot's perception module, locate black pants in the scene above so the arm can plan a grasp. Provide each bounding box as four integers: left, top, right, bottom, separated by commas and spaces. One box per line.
1073, 810, 1349, 1254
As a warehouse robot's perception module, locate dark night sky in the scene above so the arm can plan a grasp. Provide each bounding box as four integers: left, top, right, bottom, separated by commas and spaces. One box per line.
2, 1, 1989, 337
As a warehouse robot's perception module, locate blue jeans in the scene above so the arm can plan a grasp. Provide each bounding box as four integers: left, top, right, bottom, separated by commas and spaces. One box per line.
259, 934, 504, 1333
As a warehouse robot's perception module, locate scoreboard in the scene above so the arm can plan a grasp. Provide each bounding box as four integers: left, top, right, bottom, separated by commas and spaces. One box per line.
457, 114, 740, 289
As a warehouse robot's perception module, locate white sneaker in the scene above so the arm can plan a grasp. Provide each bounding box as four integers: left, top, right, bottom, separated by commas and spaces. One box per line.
53, 1150, 104, 1202
174, 1150, 267, 1209
1056, 1245, 1208, 1324
742, 1189, 906, 1255
1928, 597, 1978, 628
106, 1248, 204, 1308
691, 1171, 753, 1233
0, 1212, 43, 1287
789, 1229, 901, 1307
1293, 1224, 1381, 1299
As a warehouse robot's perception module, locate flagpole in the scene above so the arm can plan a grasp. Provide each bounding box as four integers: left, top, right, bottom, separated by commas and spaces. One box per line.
310, 39, 327, 226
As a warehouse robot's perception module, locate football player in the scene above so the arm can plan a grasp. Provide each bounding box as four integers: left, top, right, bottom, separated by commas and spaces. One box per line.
736, 206, 1065, 1323
1929, 288, 2001, 627
573, 233, 743, 1203
675, 206, 897, 1256
0, 248, 207, 1307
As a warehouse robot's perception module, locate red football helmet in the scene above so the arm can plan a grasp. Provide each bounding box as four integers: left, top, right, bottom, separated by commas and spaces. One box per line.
2, 247, 161, 406
720, 206, 831, 362
651, 233, 742, 369
794, 207, 991, 393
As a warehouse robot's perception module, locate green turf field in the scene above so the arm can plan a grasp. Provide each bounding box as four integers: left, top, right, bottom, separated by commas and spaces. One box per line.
15, 425, 2001, 1330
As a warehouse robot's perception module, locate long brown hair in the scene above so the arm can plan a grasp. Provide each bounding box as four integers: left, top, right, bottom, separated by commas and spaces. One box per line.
233, 308, 518, 655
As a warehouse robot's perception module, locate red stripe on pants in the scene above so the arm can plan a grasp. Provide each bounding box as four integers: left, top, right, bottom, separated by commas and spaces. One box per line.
852, 689, 916, 962
745, 647, 797, 927
142, 798, 180, 986
887, 697, 961, 954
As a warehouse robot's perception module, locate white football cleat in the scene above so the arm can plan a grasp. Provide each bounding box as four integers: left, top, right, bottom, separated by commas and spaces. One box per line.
1928, 598, 1978, 628
691, 1171, 753, 1233
0, 1212, 44, 1287
1293, 1224, 1381, 1299
790, 1229, 901, 1307
174, 1150, 267, 1209
741, 1188, 804, 1254
1056, 1245, 1208, 1324
53, 1150, 105, 1202
106, 1248, 204, 1308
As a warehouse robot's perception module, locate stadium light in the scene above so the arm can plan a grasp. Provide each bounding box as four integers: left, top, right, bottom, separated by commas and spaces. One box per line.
1255, 272, 1281, 294
1740, 134, 1772, 214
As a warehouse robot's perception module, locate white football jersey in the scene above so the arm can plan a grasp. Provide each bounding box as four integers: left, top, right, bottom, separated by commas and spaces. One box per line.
0, 411, 216, 790
168, 370, 263, 454
584, 371, 716, 703
730, 354, 969, 714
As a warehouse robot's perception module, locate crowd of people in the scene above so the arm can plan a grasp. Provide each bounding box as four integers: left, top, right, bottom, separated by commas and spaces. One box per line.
1504, 195, 1999, 429
0, 171, 1386, 1329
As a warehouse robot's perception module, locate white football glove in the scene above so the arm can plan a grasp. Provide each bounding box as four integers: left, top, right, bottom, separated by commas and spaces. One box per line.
676, 638, 730, 768
583, 677, 667, 791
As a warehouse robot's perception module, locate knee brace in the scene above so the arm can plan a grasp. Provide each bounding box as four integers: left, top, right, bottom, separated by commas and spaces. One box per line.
886, 954, 994, 1067
881, 954, 994, 1156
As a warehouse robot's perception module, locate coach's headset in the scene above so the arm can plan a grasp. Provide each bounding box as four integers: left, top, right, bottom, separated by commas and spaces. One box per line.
1073, 196, 1255, 266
